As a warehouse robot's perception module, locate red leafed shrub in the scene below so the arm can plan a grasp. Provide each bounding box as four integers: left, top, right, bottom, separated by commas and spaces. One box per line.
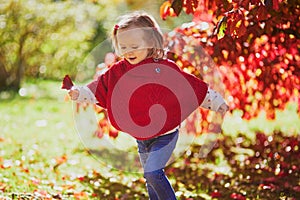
90, 0, 299, 139
161, 0, 299, 120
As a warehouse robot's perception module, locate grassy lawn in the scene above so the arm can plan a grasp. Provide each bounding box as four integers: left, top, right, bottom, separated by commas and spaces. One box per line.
0, 79, 299, 199
0, 80, 106, 198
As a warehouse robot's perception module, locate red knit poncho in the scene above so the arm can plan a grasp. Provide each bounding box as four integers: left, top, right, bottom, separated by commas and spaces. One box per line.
87, 58, 208, 140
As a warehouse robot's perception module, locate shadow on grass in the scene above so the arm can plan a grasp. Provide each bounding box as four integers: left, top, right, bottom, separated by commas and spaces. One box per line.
169, 131, 300, 200
80, 169, 148, 200
81, 131, 300, 200
87, 148, 142, 173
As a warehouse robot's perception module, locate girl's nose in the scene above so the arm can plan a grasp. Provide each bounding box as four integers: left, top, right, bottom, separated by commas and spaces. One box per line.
127, 51, 134, 56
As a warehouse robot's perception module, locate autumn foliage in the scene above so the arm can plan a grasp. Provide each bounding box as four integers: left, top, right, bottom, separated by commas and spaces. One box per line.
87, 0, 299, 139
161, 0, 299, 120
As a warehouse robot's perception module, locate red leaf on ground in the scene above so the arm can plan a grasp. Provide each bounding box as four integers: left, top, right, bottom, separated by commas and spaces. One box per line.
263, 176, 277, 183
74, 191, 88, 199
273, 0, 279, 10
78, 176, 85, 182
56, 154, 67, 165
0, 182, 7, 192
230, 193, 246, 200
258, 183, 277, 190
293, 186, 300, 192
53, 154, 68, 171
109, 129, 119, 139
211, 190, 222, 198
61, 75, 74, 90
94, 129, 104, 139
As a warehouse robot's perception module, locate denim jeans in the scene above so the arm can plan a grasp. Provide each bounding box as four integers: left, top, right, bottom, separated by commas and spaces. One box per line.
137, 130, 179, 200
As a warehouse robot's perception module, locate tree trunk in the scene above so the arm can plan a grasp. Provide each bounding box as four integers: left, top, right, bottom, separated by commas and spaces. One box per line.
4, 36, 26, 92
0, 62, 9, 92
12, 57, 24, 91
0, 57, 23, 92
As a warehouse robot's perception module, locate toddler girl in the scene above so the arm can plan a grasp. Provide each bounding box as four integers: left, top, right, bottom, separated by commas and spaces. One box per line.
68, 11, 228, 200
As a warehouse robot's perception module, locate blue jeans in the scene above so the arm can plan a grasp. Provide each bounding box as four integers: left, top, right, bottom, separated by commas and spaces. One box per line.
137, 130, 179, 200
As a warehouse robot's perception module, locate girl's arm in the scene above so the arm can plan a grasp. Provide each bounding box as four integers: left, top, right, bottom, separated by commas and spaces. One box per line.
68, 61, 113, 107
200, 88, 229, 115
68, 85, 97, 104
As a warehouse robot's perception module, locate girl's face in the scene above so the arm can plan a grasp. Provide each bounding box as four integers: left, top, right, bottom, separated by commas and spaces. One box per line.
117, 28, 150, 65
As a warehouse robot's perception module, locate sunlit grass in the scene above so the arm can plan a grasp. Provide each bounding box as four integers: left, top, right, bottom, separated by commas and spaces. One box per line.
0, 80, 102, 197
222, 102, 300, 140
0, 79, 299, 199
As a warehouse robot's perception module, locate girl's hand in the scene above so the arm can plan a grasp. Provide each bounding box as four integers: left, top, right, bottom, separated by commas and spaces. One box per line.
217, 103, 229, 116
68, 89, 79, 101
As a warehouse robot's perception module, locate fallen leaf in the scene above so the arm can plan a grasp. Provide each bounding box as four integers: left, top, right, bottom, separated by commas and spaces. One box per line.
211, 189, 222, 198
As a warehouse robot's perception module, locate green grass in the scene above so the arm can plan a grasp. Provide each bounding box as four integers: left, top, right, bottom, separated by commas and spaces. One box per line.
222, 102, 300, 141
0, 79, 299, 199
0, 80, 103, 198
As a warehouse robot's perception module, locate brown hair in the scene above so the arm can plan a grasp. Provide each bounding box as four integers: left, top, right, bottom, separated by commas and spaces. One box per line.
112, 11, 164, 59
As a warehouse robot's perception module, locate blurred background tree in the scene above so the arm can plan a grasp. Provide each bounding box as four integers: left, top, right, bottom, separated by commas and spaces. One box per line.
0, 0, 112, 92
0, 0, 191, 92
